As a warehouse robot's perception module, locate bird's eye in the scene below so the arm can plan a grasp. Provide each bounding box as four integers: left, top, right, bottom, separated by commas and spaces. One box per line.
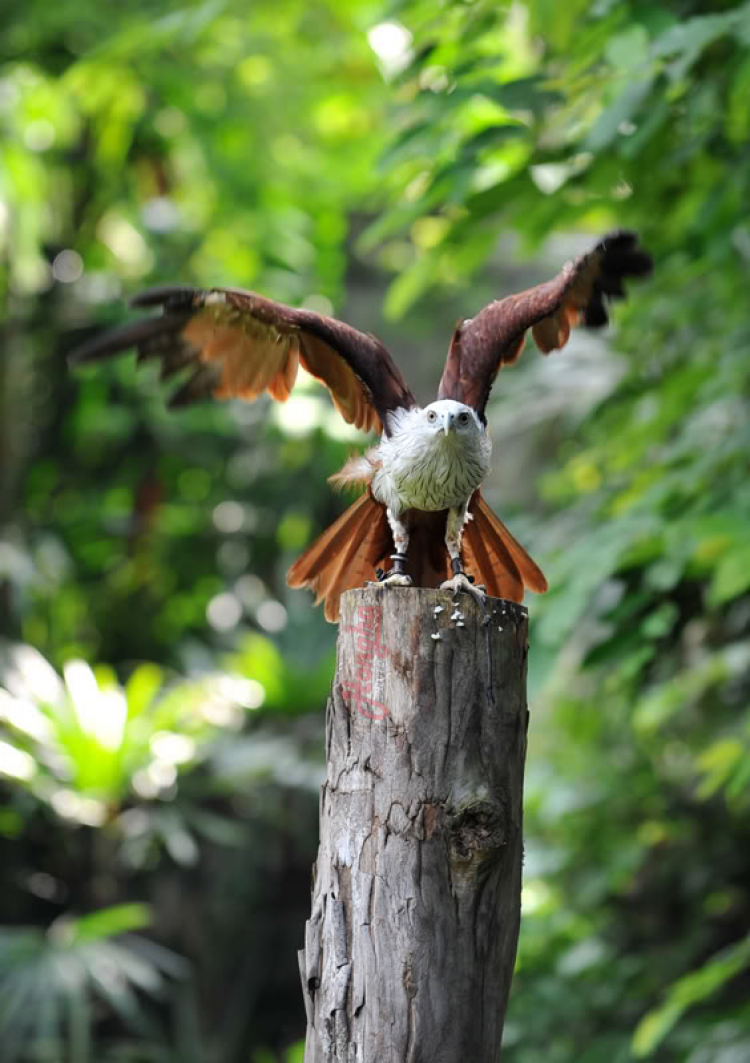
426, 410, 437, 423
458, 412, 470, 425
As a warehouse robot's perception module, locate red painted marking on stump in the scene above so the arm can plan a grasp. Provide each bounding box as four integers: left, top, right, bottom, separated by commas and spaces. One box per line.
340, 604, 390, 720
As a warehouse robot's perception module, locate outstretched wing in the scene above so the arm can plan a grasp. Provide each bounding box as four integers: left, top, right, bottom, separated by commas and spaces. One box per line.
70, 286, 416, 435
437, 231, 652, 421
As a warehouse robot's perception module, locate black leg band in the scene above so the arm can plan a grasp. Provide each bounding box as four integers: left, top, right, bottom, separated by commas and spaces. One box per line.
390, 553, 408, 575
450, 556, 463, 576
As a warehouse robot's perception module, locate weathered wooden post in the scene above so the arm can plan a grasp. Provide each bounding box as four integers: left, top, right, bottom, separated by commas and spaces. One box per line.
299, 586, 529, 1063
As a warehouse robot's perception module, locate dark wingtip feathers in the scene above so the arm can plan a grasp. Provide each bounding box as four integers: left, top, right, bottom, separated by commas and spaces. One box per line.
129, 285, 201, 310
583, 300, 609, 328
69, 307, 213, 410
69, 283, 202, 369
582, 230, 653, 331
597, 230, 654, 279
67, 313, 192, 368
167, 364, 221, 408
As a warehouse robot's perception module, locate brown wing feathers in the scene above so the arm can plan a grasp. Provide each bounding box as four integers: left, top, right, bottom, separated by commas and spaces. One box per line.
287, 488, 548, 620
70, 231, 650, 621
438, 230, 652, 419
70, 286, 415, 434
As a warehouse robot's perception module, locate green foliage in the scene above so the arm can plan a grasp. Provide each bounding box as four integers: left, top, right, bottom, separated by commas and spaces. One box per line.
0, 639, 323, 1059
0, 645, 260, 818
0, 0, 388, 670
0, 905, 185, 1063
633, 934, 750, 1056
366, 1, 750, 1059
5, 3, 377, 1058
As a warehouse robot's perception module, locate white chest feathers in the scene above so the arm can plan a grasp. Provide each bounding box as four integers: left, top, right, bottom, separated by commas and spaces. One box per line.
372, 403, 491, 514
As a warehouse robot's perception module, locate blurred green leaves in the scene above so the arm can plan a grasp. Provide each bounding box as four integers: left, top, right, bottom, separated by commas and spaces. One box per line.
2, 0, 750, 1060
364, 1, 750, 1060
0, 645, 258, 817
0, 635, 324, 1057
0, 904, 185, 1063
633, 935, 750, 1057
0, 0, 400, 682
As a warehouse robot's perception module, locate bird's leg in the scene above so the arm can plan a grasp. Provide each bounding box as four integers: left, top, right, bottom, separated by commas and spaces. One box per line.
370, 508, 413, 588
440, 503, 486, 604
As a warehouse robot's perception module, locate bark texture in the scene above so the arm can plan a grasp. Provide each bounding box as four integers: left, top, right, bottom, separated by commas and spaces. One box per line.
300, 586, 529, 1063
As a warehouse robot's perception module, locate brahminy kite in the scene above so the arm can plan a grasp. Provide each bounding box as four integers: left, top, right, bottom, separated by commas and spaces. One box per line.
70, 231, 652, 620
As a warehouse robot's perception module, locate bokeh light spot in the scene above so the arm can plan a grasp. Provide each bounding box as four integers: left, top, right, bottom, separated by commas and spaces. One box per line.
207, 592, 243, 631
52, 250, 84, 283
256, 600, 287, 632
213, 500, 245, 533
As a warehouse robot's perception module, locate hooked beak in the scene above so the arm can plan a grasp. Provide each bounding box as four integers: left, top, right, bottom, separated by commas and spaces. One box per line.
442, 413, 453, 436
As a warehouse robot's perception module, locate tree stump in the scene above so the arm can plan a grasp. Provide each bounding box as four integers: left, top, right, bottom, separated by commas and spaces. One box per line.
299, 586, 529, 1063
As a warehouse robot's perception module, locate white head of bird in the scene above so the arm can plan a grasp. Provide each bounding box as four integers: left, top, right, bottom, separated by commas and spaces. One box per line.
420, 399, 484, 439
376, 398, 491, 514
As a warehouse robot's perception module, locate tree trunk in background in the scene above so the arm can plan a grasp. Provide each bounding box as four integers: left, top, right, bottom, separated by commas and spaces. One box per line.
300, 586, 529, 1063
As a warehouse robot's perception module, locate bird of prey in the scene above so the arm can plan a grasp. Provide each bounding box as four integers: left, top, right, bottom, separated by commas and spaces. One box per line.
70, 231, 651, 621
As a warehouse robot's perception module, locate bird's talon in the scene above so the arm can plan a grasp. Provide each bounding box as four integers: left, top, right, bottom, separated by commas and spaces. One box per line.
440, 571, 486, 605
370, 571, 413, 589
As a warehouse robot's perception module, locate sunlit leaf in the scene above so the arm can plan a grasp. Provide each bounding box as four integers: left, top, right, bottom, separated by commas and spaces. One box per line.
709, 544, 750, 605
632, 935, 750, 1055
68, 904, 152, 944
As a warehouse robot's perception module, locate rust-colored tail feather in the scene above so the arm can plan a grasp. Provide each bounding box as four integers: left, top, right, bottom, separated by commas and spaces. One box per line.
286, 489, 391, 622
464, 491, 547, 601
287, 487, 546, 622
